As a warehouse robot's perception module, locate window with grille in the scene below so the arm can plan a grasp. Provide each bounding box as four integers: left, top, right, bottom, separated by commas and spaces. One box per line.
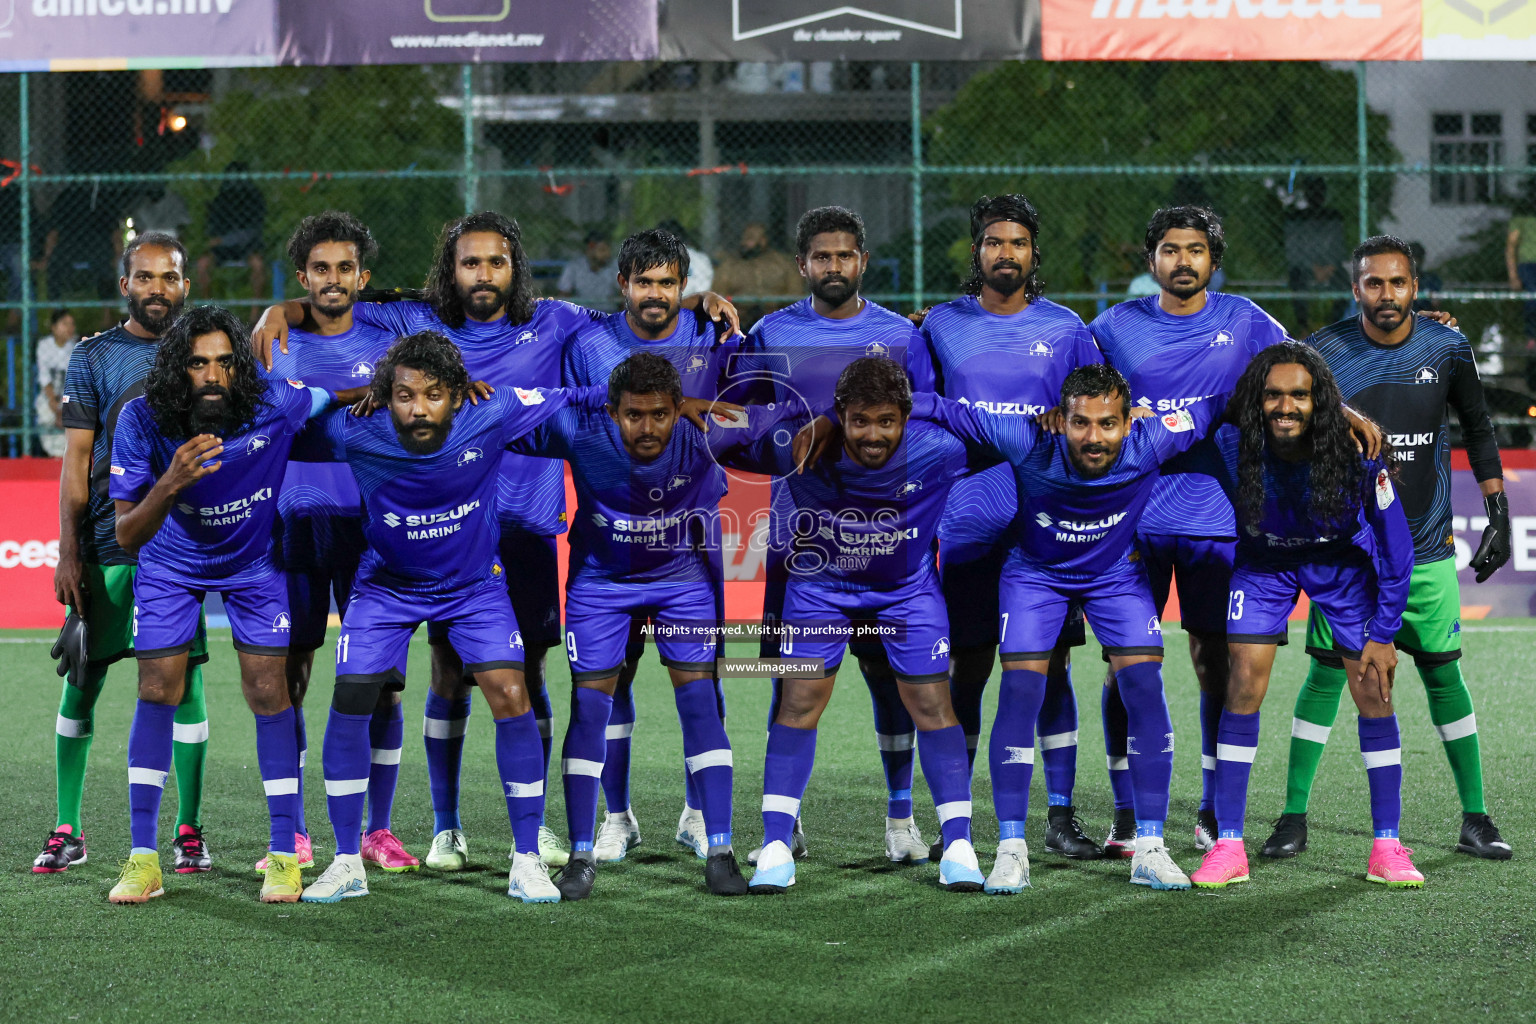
1431, 112, 1504, 205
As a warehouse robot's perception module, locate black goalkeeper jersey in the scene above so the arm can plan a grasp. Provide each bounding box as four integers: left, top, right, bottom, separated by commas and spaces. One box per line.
1309, 315, 1502, 565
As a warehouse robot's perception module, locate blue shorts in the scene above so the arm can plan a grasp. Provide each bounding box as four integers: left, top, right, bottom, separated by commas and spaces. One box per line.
338, 571, 524, 688
1136, 533, 1236, 638
134, 561, 291, 659
564, 579, 719, 683
941, 539, 1086, 651
281, 514, 365, 652
1226, 553, 1380, 660
428, 528, 561, 652
761, 543, 891, 666
999, 561, 1162, 661
780, 576, 951, 684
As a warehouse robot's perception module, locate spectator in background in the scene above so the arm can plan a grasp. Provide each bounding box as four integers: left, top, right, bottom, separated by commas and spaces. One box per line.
557, 229, 620, 310
195, 161, 266, 310
1507, 181, 1536, 351
130, 185, 191, 240
712, 221, 802, 323
658, 218, 712, 297
34, 307, 77, 457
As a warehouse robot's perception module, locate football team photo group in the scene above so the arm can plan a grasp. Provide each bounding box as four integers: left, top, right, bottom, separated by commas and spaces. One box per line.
32, 192, 1517, 912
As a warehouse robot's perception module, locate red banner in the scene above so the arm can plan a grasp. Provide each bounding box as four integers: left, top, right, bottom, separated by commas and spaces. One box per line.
1041, 0, 1422, 60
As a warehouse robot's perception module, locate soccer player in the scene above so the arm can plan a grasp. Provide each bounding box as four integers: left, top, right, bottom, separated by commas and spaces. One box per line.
894, 364, 1229, 892
254, 211, 410, 876
731, 206, 937, 866
510, 353, 788, 898
923, 194, 1104, 865
289, 332, 608, 905
1089, 206, 1290, 854
37, 233, 214, 876
1187, 341, 1416, 889
105, 305, 353, 904
1260, 236, 1512, 862
253, 212, 738, 871
561, 229, 734, 864
742, 358, 984, 895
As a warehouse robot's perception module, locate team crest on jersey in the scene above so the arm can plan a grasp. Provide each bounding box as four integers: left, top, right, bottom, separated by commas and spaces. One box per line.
710, 409, 749, 429
931, 636, 951, 658
667, 474, 692, 491
865, 341, 891, 358
899, 481, 922, 496
247, 435, 271, 453
1028, 340, 1054, 357
1209, 331, 1234, 347
1375, 468, 1395, 509
685, 355, 707, 374
514, 387, 546, 405
351, 361, 375, 378
1415, 366, 1439, 384
1160, 408, 1195, 433
592, 512, 609, 528
382, 513, 402, 527
1035, 511, 1054, 528
515, 329, 537, 346
272, 613, 291, 632
458, 447, 484, 467
1146, 616, 1163, 634
510, 631, 524, 648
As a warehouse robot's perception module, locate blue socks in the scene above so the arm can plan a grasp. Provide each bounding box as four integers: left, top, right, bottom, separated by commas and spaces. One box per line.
254, 708, 300, 857
1359, 713, 1403, 839
918, 723, 973, 850
990, 668, 1046, 839
675, 678, 733, 848
1038, 663, 1078, 806
864, 666, 916, 819
600, 680, 636, 815
562, 686, 613, 850
366, 700, 403, 835
1117, 661, 1174, 831
762, 723, 816, 847
323, 708, 371, 856
423, 690, 471, 834
1102, 683, 1134, 811
495, 710, 545, 857
127, 700, 177, 853
1214, 709, 1262, 839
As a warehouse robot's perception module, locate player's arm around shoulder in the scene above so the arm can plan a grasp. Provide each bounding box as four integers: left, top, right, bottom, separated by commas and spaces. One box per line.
1138, 390, 1231, 465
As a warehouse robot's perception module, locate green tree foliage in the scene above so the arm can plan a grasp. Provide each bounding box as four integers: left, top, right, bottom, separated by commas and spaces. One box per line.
924, 62, 1398, 293
168, 65, 463, 292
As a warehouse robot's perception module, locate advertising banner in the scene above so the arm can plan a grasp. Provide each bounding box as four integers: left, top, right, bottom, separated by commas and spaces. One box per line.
0, 0, 276, 72
1041, 0, 1422, 61
1422, 0, 1536, 58
276, 0, 658, 66
658, 0, 1039, 60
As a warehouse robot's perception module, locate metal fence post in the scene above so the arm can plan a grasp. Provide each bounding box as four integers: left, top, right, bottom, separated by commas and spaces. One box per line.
462, 63, 478, 215
910, 61, 923, 311
1356, 61, 1368, 243
19, 72, 33, 457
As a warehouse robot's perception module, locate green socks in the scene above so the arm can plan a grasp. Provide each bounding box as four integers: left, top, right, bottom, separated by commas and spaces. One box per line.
1282, 660, 1347, 815
54, 664, 109, 833
1418, 661, 1485, 815
173, 663, 209, 829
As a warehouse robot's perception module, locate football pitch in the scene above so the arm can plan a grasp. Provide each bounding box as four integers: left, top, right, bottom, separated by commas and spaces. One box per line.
1, 624, 1531, 1023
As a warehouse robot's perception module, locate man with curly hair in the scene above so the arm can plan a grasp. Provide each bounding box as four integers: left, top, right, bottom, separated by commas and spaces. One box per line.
104, 304, 360, 905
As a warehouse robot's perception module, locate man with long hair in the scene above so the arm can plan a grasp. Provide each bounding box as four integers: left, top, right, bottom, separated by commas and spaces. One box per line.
253, 211, 412, 878
37, 233, 215, 877
1186, 341, 1417, 889
253, 212, 739, 873
922, 194, 1106, 880
104, 305, 354, 904
1260, 236, 1511, 862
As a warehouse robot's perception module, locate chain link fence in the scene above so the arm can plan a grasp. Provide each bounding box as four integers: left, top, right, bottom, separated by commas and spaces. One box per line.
2, 60, 1534, 453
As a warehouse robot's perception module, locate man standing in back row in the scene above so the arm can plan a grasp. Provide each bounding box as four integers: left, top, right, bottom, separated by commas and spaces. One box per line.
1260, 235, 1512, 862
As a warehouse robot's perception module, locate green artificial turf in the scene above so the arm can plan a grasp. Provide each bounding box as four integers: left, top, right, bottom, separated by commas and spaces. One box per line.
1, 624, 1530, 1023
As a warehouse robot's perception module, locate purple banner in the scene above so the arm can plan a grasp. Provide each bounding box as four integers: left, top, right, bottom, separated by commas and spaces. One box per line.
0, 0, 276, 71
276, 0, 658, 66
1452, 465, 1536, 619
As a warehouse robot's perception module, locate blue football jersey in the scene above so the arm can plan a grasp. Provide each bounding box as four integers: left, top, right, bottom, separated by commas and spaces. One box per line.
110, 379, 327, 582
923, 295, 1102, 548
562, 308, 730, 400
353, 298, 601, 535
513, 403, 797, 588
263, 320, 395, 539
294, 386, 592, 596
909, 391, 1226, 583
60, 324, 164, 567
1091, 293, 1287, 538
